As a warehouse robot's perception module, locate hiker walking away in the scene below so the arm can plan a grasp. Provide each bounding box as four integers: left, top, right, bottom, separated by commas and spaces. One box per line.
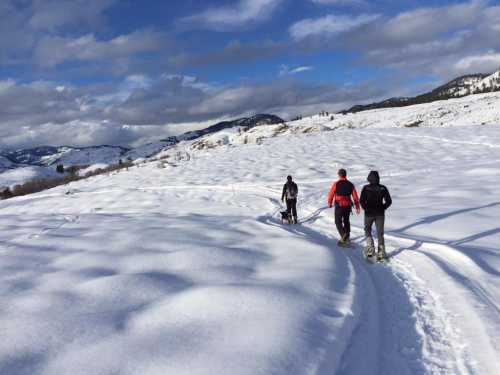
327, 169, 360, 246
360, 171, 392, 260
282, 175, 298, 224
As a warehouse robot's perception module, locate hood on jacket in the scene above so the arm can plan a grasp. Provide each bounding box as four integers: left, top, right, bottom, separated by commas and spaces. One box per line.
367, 170, 380, 184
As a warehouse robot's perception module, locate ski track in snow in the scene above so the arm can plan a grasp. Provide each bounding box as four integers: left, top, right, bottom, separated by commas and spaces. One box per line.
297, 208, 474, 375
1, 125, 500, 374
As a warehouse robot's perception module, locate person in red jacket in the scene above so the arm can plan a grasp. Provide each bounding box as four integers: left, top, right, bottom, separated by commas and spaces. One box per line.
327, 168, 360, 246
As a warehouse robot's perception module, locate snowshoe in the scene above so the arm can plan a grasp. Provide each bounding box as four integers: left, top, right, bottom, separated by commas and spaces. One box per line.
376, 247, 389, 263
363, 246, 375, 262
338, 239, 352, 248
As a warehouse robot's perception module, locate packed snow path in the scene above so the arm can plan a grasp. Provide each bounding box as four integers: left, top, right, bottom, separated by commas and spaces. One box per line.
1, 126, 500, 374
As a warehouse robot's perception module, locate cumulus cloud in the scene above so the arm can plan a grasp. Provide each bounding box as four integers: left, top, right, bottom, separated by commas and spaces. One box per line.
1, 0, 171, 77
0, 0, 116, 64
170, 40, 287, 67
454, 52, 500, 73
310, 0, 366, 5
279, 65, 313, 76
33, 30, 166, 67
178, 0, 284, 31
0, 75, 390, 148
289, 14, 379, 40
374, 0, 484, 45
289, 1, 500, 79
28, 0, 115, 31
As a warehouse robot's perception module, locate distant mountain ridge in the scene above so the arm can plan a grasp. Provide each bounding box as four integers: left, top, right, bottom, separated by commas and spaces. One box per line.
343, 69, 500, 114
0, 145, 129, 167
178, 114, 285, 141
0, 114, 284, 171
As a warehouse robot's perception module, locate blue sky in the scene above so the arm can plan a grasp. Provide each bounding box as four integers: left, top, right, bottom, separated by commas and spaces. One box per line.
1, 0, 500, 148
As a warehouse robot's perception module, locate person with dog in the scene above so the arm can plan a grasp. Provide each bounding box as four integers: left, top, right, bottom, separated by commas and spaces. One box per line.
360, 170, 392, 260
281, 175, 298, 224
327, 168, 360, 246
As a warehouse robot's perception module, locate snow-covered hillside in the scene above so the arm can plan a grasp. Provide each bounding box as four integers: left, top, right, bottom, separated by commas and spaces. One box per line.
345, 69, 500, 113
465, 70, 500, 95
151, 91, 500, 154
0, 115, 284, 188
335, 90, 500, 128
39, 146, 126, 167
0, 146, 127, 167
3, 92, 500, 189
0, 146, 128, 188
1, 105, 499, 374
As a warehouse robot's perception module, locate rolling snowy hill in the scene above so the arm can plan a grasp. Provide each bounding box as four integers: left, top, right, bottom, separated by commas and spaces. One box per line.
0, 145, 128, 167
0, 114, 284, 188
344, 69, 500, 113
1, 91, 499, 374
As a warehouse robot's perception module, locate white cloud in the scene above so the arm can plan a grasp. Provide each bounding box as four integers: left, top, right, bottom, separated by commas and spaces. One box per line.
310, 0, 366, 5
33, 30, 166, 67
379, 0, 484, 44
179, 0, 283, 31
0, 75, 388, 148
288, 1, 500, 80
454, 52, 500, 73
279, 65, 313, 76
0, 79, 16, 92
289, 14, 379, 40
28, 0, 115, 31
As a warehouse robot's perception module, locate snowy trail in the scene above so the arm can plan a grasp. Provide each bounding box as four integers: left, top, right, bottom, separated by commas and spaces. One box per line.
295, 206, 474, 375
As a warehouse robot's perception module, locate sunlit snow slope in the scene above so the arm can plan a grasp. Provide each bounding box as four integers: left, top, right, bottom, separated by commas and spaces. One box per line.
1, 101, 500, 373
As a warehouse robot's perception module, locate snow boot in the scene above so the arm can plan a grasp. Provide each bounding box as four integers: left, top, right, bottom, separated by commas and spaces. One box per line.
365, 237, 375, 257
377, 245, 387, 261
365, 246, 375, 257
338, 233, 350, 247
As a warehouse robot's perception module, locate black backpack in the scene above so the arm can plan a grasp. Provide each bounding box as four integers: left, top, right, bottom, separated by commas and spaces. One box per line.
286, 182, 298, 199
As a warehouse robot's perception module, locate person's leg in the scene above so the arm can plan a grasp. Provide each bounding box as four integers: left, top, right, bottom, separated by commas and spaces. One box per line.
285, 199, 292, 223
291, 199, 297, 223
364, 216, 375, 254
375, 216, 386, 255
335, 208, 344, 238
343, 208, 351, 240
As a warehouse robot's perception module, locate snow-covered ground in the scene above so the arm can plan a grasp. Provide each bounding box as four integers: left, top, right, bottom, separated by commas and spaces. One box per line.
1, 115, 499, 374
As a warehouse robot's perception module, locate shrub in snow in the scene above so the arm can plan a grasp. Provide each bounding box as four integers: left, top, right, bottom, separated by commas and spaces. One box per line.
2, 161, 133, 200
56, 164, 64, 174
0, 187, 13, 200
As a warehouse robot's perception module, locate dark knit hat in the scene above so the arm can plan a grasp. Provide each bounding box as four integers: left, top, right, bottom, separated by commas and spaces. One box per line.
367, 170, 380, 184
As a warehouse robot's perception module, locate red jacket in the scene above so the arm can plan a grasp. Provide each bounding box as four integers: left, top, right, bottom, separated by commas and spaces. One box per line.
327, 177, 360, 210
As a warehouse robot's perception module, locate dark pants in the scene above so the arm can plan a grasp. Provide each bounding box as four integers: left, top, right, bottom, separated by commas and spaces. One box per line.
286, 199, 297, 219
365, 216, 385, 248
335, 206, 351, 240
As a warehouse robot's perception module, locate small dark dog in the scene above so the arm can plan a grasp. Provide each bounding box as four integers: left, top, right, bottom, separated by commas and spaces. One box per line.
280, 211, 292, 224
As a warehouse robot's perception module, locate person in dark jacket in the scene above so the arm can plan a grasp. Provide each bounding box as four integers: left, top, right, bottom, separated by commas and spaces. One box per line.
327, 169, 360, 245
282, 175, 298, 224
360, 171, 392, 260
